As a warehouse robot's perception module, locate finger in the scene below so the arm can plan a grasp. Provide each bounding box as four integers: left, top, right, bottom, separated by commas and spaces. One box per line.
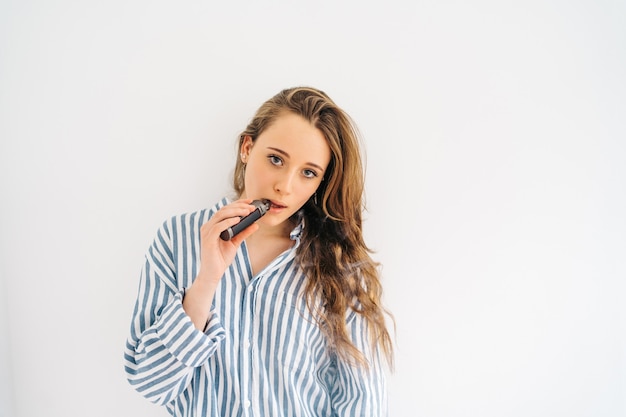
200, 215, 241, 241
229, 223, 259, 246
200, 202, 258, 241
207, 204, 256, 226
232, 198, 254, 204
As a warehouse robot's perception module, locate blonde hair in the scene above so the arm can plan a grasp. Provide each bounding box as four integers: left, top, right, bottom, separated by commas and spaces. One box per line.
233, 87, 393, 368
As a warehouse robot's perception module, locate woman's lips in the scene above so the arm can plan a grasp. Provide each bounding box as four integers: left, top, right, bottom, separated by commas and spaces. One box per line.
269, 200, 287, 210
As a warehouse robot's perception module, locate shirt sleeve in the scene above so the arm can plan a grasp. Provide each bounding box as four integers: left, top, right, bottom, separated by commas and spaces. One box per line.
331, 310, 389, 416
123, 218, 226, 406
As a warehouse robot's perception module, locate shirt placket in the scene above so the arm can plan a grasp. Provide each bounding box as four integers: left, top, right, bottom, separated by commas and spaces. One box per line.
240, 279, 256, 416
238, 240, 298, 416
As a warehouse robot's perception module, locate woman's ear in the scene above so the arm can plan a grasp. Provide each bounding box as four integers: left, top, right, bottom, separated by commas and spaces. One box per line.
240, 135, 254, 162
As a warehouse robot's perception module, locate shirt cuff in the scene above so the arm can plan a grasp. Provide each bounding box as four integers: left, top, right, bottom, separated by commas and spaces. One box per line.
155, 288, 226, 368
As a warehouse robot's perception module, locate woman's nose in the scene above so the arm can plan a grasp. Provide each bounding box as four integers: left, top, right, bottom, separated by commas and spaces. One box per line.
274, 171, 296, 194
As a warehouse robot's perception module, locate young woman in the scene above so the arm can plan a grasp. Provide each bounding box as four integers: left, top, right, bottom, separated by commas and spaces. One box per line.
124, 87, 393, 416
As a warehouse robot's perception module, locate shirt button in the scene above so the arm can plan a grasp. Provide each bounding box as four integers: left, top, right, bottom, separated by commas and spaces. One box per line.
244, 400, 251, 408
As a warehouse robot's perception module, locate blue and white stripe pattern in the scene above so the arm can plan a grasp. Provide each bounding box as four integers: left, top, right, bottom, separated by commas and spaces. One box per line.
124, 198, 387, 416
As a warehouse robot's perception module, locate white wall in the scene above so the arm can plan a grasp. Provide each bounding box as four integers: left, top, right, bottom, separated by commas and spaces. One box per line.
1, 1, 625, 416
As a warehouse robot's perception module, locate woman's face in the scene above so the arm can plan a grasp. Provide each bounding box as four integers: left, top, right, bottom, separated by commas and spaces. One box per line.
240, 111, 331, 231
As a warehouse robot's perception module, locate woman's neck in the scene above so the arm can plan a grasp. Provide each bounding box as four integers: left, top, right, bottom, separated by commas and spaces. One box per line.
244, 222, 295, 276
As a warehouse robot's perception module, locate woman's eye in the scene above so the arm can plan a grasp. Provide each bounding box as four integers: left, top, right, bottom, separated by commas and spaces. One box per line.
268, 155, 283, 166
303, 169, 318, 179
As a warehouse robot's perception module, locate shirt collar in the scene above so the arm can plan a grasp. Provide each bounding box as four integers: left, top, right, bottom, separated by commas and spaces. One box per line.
290, 216, 304, 241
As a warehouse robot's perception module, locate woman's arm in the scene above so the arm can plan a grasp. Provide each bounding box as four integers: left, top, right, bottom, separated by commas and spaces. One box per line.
123, 200, 258, 406
123, 218, 226, 406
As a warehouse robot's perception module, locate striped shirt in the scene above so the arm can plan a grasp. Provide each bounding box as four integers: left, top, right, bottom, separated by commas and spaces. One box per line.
124, 198, 387, 417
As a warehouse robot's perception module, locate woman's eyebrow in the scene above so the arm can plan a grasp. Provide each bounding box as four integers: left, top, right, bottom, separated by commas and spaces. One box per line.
266, 146, 325, 172
267, 146, 289, 157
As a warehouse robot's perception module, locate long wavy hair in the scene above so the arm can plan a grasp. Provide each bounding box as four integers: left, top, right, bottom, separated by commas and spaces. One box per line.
233, 86, 393, 368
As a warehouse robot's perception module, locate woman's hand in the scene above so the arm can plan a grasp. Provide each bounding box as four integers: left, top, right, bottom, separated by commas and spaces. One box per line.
196, 199, 259, 283
183, 199, 259, 330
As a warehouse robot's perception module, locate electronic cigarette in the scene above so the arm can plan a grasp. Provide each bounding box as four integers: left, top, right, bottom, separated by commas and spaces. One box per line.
219, 199, 271, 241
